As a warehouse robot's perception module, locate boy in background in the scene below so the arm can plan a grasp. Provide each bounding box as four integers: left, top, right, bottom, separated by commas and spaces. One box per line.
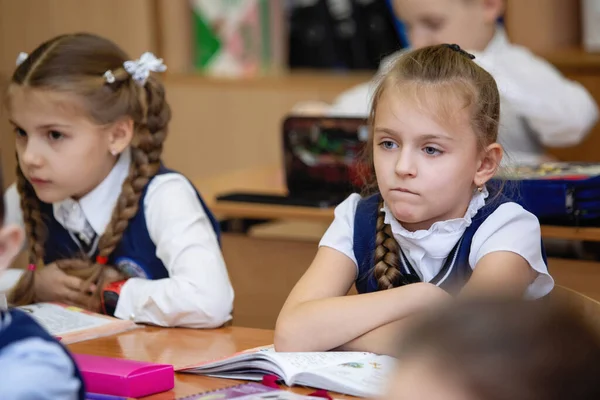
303, 0, 598, 165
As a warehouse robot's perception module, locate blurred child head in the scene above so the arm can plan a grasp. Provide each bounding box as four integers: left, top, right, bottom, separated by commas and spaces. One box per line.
384, 296, 600, 400
363, 44, 501, 289
0, 168, 25, 275
392, 0, 504, 51
5, 33, 171, 305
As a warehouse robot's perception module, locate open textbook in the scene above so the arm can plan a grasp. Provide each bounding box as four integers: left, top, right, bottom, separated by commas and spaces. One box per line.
178, 345, 396, 398
17, 302, 140, 344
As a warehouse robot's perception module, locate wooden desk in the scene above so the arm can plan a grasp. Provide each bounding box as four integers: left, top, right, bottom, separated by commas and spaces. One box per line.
68, 326, 355, 400
195, 166, 600, 242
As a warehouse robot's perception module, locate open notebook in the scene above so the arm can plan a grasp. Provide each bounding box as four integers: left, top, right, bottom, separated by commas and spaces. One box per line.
17, 302, 140, 344
178, 345, 396, 398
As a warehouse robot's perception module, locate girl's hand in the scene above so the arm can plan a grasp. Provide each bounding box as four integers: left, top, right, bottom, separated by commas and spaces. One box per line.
34, 263, 96, 308
100, 266, 126, 286
86, 266, 127, 313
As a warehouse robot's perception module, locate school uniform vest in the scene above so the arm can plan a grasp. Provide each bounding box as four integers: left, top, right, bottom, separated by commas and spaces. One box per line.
0, 309, 86, 399
40, 165, 220, 280
353, 192, 548, 294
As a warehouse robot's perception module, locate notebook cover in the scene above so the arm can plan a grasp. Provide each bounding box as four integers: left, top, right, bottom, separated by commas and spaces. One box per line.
74, 354, 174, 398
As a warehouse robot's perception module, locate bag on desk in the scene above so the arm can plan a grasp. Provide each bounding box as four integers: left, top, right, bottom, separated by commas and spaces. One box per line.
493, 162, 600, 225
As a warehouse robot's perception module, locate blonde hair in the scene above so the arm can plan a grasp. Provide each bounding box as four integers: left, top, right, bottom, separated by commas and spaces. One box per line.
364, 44, 500, 290
7, 33, 171, 307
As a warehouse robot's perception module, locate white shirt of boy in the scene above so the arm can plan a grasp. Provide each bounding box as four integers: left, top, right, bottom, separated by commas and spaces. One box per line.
3, 149, 234, 328
320, 189, 554, 299
328, 27, 599, 165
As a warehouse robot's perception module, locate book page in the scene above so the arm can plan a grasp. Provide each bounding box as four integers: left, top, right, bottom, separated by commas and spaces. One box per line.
17, 302, 138, 344
19, 303, 113, 334
266, 350, 376, 379
178, 345, 378, 387
179, 344, 274, 371
296, 353, 396, 397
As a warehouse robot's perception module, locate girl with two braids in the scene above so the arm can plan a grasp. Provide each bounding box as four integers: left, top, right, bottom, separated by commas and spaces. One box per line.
3, 33, 233, 328
275, 44, 553, 355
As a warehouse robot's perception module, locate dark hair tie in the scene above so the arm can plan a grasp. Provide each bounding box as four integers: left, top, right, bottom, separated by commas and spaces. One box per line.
444, 43, 475, 60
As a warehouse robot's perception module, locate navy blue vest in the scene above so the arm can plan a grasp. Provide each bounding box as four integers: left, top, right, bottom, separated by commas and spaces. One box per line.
0, 309, 85, 399
40, 166, 220, 280
353, 192, 548, 294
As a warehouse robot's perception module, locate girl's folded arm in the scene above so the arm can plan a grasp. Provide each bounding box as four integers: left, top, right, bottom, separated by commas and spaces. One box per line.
459, 251, 537, 299
274, 246, 449, 352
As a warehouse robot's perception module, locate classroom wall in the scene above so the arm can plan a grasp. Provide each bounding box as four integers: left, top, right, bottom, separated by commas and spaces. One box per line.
162, 73, 371, 179
505, 0, 581, 52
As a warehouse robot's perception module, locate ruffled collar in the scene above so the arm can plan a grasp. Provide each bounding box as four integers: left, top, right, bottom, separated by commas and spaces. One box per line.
382, 187, 489, 248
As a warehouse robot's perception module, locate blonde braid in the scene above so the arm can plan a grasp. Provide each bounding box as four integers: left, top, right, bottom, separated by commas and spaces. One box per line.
95, 76, 169, 261
55, 76, 170, 310
373, 199, 402, 290
8, 166, 47, 305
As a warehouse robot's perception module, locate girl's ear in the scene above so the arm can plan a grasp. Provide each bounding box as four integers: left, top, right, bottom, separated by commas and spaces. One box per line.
107, 117, 134, 155
474, 143, 503, 187
482, 0, 505, 24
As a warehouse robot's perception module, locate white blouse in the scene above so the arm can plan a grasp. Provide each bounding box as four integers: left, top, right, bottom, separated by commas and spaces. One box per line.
319, 190, 554, 299
4, 149, 234, 328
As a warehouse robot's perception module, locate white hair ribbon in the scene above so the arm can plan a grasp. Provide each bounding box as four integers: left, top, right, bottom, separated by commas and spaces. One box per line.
123, 52, 167, 87
16, 52, 29, 66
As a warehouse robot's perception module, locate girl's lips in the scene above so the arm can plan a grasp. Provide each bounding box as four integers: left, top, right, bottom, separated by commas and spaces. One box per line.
29, 177, 51, 185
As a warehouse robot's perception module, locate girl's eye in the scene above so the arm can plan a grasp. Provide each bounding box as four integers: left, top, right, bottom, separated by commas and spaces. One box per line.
424, 18, 444, 31
14, 127, 27, 137
380, 141, 398, 150
48, 130, 64, 141
423, 146, 442, 156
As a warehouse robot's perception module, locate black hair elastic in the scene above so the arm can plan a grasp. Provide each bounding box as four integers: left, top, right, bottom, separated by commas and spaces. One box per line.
444, 43, 476, 60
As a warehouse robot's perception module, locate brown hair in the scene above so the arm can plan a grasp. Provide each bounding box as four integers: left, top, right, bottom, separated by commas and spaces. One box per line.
7, 33, 171, 308
363, 44, 500, 290
397, 296, 600, 400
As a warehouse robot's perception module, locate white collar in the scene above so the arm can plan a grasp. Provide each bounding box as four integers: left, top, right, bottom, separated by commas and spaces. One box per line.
53, 148, 131, 235
381, 187, 488, 259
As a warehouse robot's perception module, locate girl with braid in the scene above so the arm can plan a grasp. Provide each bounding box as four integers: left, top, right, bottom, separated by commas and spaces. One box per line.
275, 44, 553, 355
3, 33, 234, 328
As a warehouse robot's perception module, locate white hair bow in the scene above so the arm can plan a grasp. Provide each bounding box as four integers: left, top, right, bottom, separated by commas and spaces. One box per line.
16, 52, 28, 66
123, 52, 167, 86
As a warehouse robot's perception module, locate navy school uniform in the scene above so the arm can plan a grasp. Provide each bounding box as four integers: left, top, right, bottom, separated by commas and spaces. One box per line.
39, 165, 220, 280
353, 192, 549, 294
0, 308, 85, 399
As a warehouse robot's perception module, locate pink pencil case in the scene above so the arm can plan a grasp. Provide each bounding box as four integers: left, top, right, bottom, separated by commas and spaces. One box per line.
74, 354, 174, 398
